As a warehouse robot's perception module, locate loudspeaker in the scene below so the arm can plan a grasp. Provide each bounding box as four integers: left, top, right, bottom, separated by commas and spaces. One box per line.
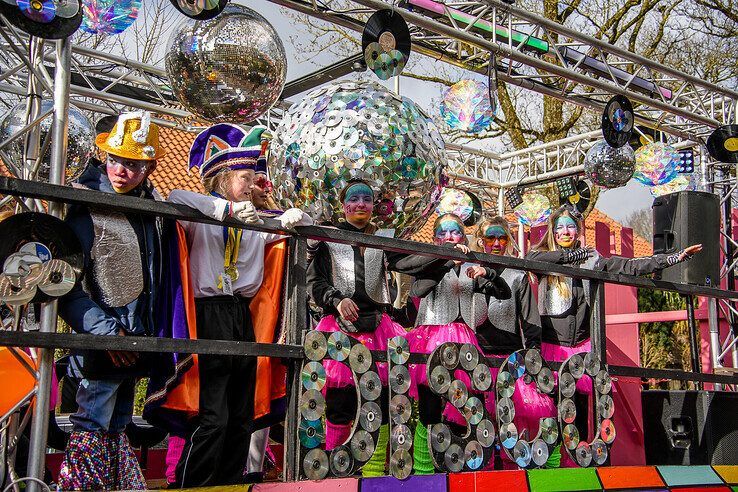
652, 191, 720, 286
642, 390, 738, 465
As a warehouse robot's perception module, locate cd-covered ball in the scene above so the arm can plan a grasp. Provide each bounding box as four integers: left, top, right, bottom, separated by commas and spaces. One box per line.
269, 81, 446, 238
584, 140, 635, 188
165, 4, 287, 123
0, 100, 95, 183
634, 142, 679, 186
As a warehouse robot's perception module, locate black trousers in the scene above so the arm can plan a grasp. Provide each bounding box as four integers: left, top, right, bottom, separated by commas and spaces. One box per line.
175, 295, 256, 487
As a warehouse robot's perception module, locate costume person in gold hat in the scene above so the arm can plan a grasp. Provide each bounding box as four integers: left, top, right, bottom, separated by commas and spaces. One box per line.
57, 111, 166, 490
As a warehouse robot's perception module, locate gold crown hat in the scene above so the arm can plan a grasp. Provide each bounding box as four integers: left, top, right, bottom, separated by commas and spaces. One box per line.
95, 111, 165, 161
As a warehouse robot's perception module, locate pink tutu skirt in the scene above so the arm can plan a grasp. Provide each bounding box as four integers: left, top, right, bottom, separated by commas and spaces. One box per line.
315, 314, 406, 388
406, 322, 482, 398
541, 339, 593, 394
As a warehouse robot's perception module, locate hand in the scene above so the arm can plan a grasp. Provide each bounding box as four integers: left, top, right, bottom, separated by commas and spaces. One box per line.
279, 208, 310, 228
231, 201, 263, 225
680, 244, 703, 260
564, 246, 594, 264
453, 243, 470, 265
107, 329, 138, 368
337, 298, 359, 322
466, 265, 486, 279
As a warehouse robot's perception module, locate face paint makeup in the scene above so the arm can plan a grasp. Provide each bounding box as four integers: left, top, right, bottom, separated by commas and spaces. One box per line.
555, 215, 579, 248
342, 183, 374, 227
481, 225, 509, 255
106, 155, 149, 193
434, 219, 465, 245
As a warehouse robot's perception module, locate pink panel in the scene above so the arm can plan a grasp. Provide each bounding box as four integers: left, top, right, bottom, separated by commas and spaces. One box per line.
529, 225, 547, 249
253, 478, 359, 492
621, 227, 634, 258
595, 221, 611, 257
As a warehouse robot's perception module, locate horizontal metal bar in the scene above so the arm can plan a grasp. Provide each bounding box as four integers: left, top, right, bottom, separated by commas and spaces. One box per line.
0, 176, 735, 299
609, 364, 738, 386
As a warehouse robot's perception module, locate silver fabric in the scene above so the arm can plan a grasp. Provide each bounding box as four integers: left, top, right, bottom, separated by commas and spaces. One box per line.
415, 263, 486, 328
364, 248, 391, 305
460, 263, 488, 329
487, 269, 525, 333
538, 253, 599, 316
85, 211, 143, 308
326, 242, 356, 299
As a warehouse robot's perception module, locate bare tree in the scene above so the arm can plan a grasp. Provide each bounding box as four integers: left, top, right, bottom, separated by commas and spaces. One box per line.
624, 208, 653, 243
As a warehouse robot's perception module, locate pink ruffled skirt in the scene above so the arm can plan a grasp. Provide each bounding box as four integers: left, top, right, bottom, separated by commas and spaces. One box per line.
541, 339, 593, 394
315, 314, 406, 388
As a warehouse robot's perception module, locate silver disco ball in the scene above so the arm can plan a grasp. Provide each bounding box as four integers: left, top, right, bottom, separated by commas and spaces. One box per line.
584, 140, 635, 189
165, 4, 287, 123
0, 100, 95, 183
269, 81, 447, 239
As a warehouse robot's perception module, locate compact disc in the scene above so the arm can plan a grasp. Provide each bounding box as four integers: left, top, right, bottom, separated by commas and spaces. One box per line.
390, 423, 412, 451
390, 449, 412, 479
430, 423, 451, 453
359, 401, 382, 432
37, 259, 76, 297
301, 361, 327, 391
350, 429, 375, 461
559, 372, 576, 399
706, 124, 738, 163
348, 343, 372, 374
476, 419, 496, 447
459, 343, 479, 371
302, 448, 329, 480
499, 422, 519, 449
463, 396, 484, 425
0, 274, 36, 306
559, 398, 577, 424
539, 417, 559, 445
428, 365, 451, 394
496, 371, 515, 399
507, 351, 526, 379
298, 418, 324, 449
390, 394, 412, 424
300, 389, 326, 421
359, 371, 382, 401
176, 0, 204, 15
389, 364, 411, 394
387, 335, 410, 364
575, 441, 593, 467
440, 342, 460, 370
600, 418, 616, 444
592, 439, 608, 465
562, 423, 580, 450
329, 445, 353, 477
595, 370, 612, 395
584, 352, 601, 376
524, 349, 543, 375
496, 396, 515, 424
448, 379, 468, 408
444, 443, 464, 473
303, 331, 327, 361
361, 9, 411, 81
17, 0, 55, 23
536, 367, 555, 394
170, 0, 228, 20
327, 331, 351, 361
512, 439, 532, 468
567, 354, 585, 378
602, 95, 634, 148
598, 394, 614, 419
531, 439, 549, 467
472, 363, 492, 391
464, 440, 484, 470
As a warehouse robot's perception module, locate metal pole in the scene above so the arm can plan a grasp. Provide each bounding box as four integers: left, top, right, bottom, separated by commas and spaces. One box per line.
709, 298, 723, 391
26, 37, 70, 492
590, 281, 607, 365
517, 218, 525, 257
718, 166, 738, 368
686, 295, 703, 390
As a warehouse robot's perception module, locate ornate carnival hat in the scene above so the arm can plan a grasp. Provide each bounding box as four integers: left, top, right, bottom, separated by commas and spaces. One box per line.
95, 111, 164, 161
189, 123, 268, 181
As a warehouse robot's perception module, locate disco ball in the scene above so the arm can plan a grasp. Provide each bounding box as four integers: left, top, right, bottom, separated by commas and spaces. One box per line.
80, 0, 140, 35
165, 4, 287, 123
0, 100, 95, 183
634, 142, 679, 186
514, 192, 551, 226
584, 140, 635, 188
440, 80, 494, 133
649, 174, 695, 197
269, 80, 447, 238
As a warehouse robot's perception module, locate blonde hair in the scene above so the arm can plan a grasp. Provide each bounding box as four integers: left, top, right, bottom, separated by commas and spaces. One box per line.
476, 216, 515, 256
433, 213, 467, 245
534, 206, 583, 298
202, 170, 234, 197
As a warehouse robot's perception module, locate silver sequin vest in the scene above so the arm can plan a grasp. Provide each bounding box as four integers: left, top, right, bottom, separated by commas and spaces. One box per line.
415, 262, 487, 328
487, 268, 526, 333
326, 242, 391, 305
537, 252, 598, 316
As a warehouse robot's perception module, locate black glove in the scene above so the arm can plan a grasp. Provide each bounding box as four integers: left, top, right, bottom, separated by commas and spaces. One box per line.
666, 249, 692, 266
563, 247, 592, 265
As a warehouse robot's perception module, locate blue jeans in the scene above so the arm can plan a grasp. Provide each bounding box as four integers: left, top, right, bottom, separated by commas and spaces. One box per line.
70, 377, 136, 433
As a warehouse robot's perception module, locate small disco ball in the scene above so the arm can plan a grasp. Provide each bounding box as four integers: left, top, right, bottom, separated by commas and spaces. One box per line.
269, 80, 447, 239
0, 100, 95, 183
440, 80, 494, 134
649, 174, 695, 197
634, 141, 679, 186
80, 0, 140, 35
514, 191, 551, 226
584, 140, 635, 188
165, 3, 287, 123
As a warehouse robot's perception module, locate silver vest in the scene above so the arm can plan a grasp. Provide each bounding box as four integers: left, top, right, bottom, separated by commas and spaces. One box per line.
326, 242, 391, 305
415, 262, 487, 328
487, 268, 526, 333
538, 253, 598, 316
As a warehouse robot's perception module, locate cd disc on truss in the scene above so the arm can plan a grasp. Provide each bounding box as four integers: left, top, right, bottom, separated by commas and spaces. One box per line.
0, 0, 82, 39
36, 260, 76, 297
361, 9, 410, 80
170, 0, 229, 20
602, 95, 634, 148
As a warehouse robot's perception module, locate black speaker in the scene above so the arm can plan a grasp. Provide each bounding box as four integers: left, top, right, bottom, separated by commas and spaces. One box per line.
652, 191, 720, 286
642, 390, 738, 465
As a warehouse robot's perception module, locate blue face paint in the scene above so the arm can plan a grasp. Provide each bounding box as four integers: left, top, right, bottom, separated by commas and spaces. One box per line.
555, 215, 578, 248
434, 219, 465, 244
484, 225, 508, 239
343, 183, 373, 204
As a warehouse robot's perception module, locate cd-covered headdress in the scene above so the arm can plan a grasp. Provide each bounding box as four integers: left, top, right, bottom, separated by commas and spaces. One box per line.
189, 123, 267, 181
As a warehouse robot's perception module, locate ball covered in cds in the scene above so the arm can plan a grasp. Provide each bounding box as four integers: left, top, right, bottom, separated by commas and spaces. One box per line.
634, 142, 679, 186
440, 79, 494, 133
0, 100, 95, 183
165, 4, 287, 123
584, 140, 635, 188
269, 81, 447, 238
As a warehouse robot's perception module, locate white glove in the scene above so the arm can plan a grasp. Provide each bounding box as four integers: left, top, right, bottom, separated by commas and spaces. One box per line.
278, 208, 312, 228
231, 201, 263, 225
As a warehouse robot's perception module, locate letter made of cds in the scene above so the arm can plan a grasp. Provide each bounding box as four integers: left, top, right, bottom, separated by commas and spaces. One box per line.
269, 80, 446, 239
387, 336, 413, 478
558, 352, 615, 467
300, 331, 383, 480
495, 349, 558, 468
425, 342, 495, 473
